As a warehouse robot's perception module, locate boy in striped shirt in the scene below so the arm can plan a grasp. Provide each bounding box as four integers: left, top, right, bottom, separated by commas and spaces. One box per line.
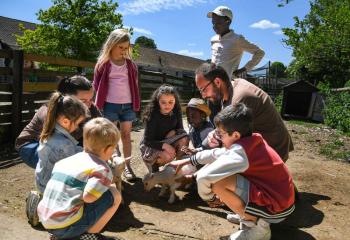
37, 117, 121, 240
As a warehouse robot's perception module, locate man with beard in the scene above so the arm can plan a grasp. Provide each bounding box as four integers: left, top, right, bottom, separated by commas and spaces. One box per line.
195, 62, 293, 163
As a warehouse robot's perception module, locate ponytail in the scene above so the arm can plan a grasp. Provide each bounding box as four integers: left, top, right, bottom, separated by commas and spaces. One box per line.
40, 92, 89, 142
41, 92, 63, 142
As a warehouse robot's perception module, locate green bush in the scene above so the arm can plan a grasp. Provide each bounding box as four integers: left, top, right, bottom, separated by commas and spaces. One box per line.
273, 93, 283, 113
323, 90, 350, 133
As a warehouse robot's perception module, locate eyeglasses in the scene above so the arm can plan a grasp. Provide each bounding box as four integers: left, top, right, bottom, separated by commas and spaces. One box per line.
215, 129, 228, 139
198, 79, 215, 94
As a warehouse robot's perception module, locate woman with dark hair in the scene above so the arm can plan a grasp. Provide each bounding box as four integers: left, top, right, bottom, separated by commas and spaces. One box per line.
140, 84, 189, 173
15, 75, 101, 169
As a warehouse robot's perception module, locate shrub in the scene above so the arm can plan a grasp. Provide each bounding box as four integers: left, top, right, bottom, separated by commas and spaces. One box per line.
273, 93, 283, 113
323, 90, 350, 133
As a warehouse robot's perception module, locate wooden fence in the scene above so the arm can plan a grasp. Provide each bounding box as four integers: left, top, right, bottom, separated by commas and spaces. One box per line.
0, 49, 196, 144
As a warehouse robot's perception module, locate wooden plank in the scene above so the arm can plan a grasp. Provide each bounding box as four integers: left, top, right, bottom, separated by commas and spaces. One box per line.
0, 104, 12, 114
23, 82, 58, 92
23, 69, 77, 79
24, 92, 52, 101
24, 53, 95, 68
0, 93, 12, 102
22, 112, 35, 121
0, 67, 12, 75
139, 70, 163, 77
0, 83, 12, 92
22, 102, 44, 112
0, 111, 39, 124
0, 114, 11, 124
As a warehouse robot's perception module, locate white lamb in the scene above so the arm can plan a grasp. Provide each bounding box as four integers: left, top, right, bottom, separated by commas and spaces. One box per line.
142, 163, 197, 204
108, 155, 125, 193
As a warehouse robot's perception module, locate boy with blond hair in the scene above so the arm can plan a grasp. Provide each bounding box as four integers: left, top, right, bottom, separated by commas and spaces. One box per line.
37, 117, 121, 240
171, 104, 295, 240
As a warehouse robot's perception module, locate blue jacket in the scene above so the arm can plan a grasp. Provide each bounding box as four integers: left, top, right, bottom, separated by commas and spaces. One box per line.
35, 124, 82, 193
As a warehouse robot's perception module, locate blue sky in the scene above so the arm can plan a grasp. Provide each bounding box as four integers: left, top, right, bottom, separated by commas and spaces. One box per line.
0, 0, 310, 67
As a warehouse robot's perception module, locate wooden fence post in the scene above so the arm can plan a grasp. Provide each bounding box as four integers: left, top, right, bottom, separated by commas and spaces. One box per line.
11, 50, 23, 142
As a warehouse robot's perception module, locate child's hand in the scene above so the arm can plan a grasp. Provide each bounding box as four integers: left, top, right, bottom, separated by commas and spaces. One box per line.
206, 195, 225, 208
168, 159, 190, 175
181, 146, 197, 155
207, 130, 221, 148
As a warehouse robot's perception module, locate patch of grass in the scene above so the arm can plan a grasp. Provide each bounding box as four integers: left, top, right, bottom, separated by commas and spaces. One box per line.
287, 119, 323, 128
319, 138, 349, 161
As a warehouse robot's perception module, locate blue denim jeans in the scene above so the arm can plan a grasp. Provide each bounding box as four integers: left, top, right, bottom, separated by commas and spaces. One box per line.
48, 190, 114, 239
103, 102, 136, 122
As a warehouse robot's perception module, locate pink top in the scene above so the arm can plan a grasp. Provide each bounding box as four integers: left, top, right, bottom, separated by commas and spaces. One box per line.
93, 59, 140, 111
105, 60, 132, 104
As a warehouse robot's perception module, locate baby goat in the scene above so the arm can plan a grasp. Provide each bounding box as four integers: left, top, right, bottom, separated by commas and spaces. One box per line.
108, 155, 125, 193
143, 163, 197, 204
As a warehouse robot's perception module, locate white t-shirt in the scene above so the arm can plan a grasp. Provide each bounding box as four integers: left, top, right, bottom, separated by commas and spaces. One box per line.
211, 30, 265, 79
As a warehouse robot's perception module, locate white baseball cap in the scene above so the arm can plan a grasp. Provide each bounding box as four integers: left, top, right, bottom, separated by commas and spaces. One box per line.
207, 6, 233, 20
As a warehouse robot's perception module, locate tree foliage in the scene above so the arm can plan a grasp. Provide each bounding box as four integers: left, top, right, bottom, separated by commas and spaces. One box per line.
278, 0, 294, 7
282, 0, 350, 88
323, 90, 350, 133
16, 0, 123, 62
270, 61, 287, 78
135, 36, 157, 49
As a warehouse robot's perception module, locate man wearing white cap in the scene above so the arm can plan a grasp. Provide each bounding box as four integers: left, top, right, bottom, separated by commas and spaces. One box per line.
207, 6, 265, 80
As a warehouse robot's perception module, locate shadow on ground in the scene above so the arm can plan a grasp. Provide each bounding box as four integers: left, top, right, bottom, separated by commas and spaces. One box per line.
271, 192, 330, 240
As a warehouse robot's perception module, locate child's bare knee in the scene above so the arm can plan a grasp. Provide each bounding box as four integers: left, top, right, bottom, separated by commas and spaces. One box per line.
109, 186, 122, 205
212, 181, 224, 194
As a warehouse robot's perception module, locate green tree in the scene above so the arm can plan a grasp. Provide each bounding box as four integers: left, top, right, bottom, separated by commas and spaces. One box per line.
134, 36, 157, 49
270, 61, 286, 78
282, 0, 350, 88
278, 0, 294, 7
16, 0, 123, 62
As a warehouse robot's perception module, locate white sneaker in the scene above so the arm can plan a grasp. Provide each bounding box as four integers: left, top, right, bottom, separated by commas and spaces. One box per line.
230, 218, 271, 240
227, 213, 241, 224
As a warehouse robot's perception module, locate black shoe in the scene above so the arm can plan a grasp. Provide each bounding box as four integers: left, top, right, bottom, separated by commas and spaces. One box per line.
79, 233, 114, 240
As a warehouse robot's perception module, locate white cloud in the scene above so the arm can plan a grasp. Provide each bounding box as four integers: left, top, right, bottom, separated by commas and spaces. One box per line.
133, 27, 153, 35
273, 30, 284, 35
250, 20, 280, 29
124, 26, 153, 35
177, 49, 203, 57
120, 0, 206, 15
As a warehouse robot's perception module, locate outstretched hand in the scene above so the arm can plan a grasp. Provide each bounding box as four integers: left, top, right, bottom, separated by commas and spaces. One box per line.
168, 159, 191, 175
181, 146, 198, 155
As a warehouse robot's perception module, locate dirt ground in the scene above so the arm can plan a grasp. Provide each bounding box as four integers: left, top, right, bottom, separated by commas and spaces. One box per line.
0, 121, 349, 240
